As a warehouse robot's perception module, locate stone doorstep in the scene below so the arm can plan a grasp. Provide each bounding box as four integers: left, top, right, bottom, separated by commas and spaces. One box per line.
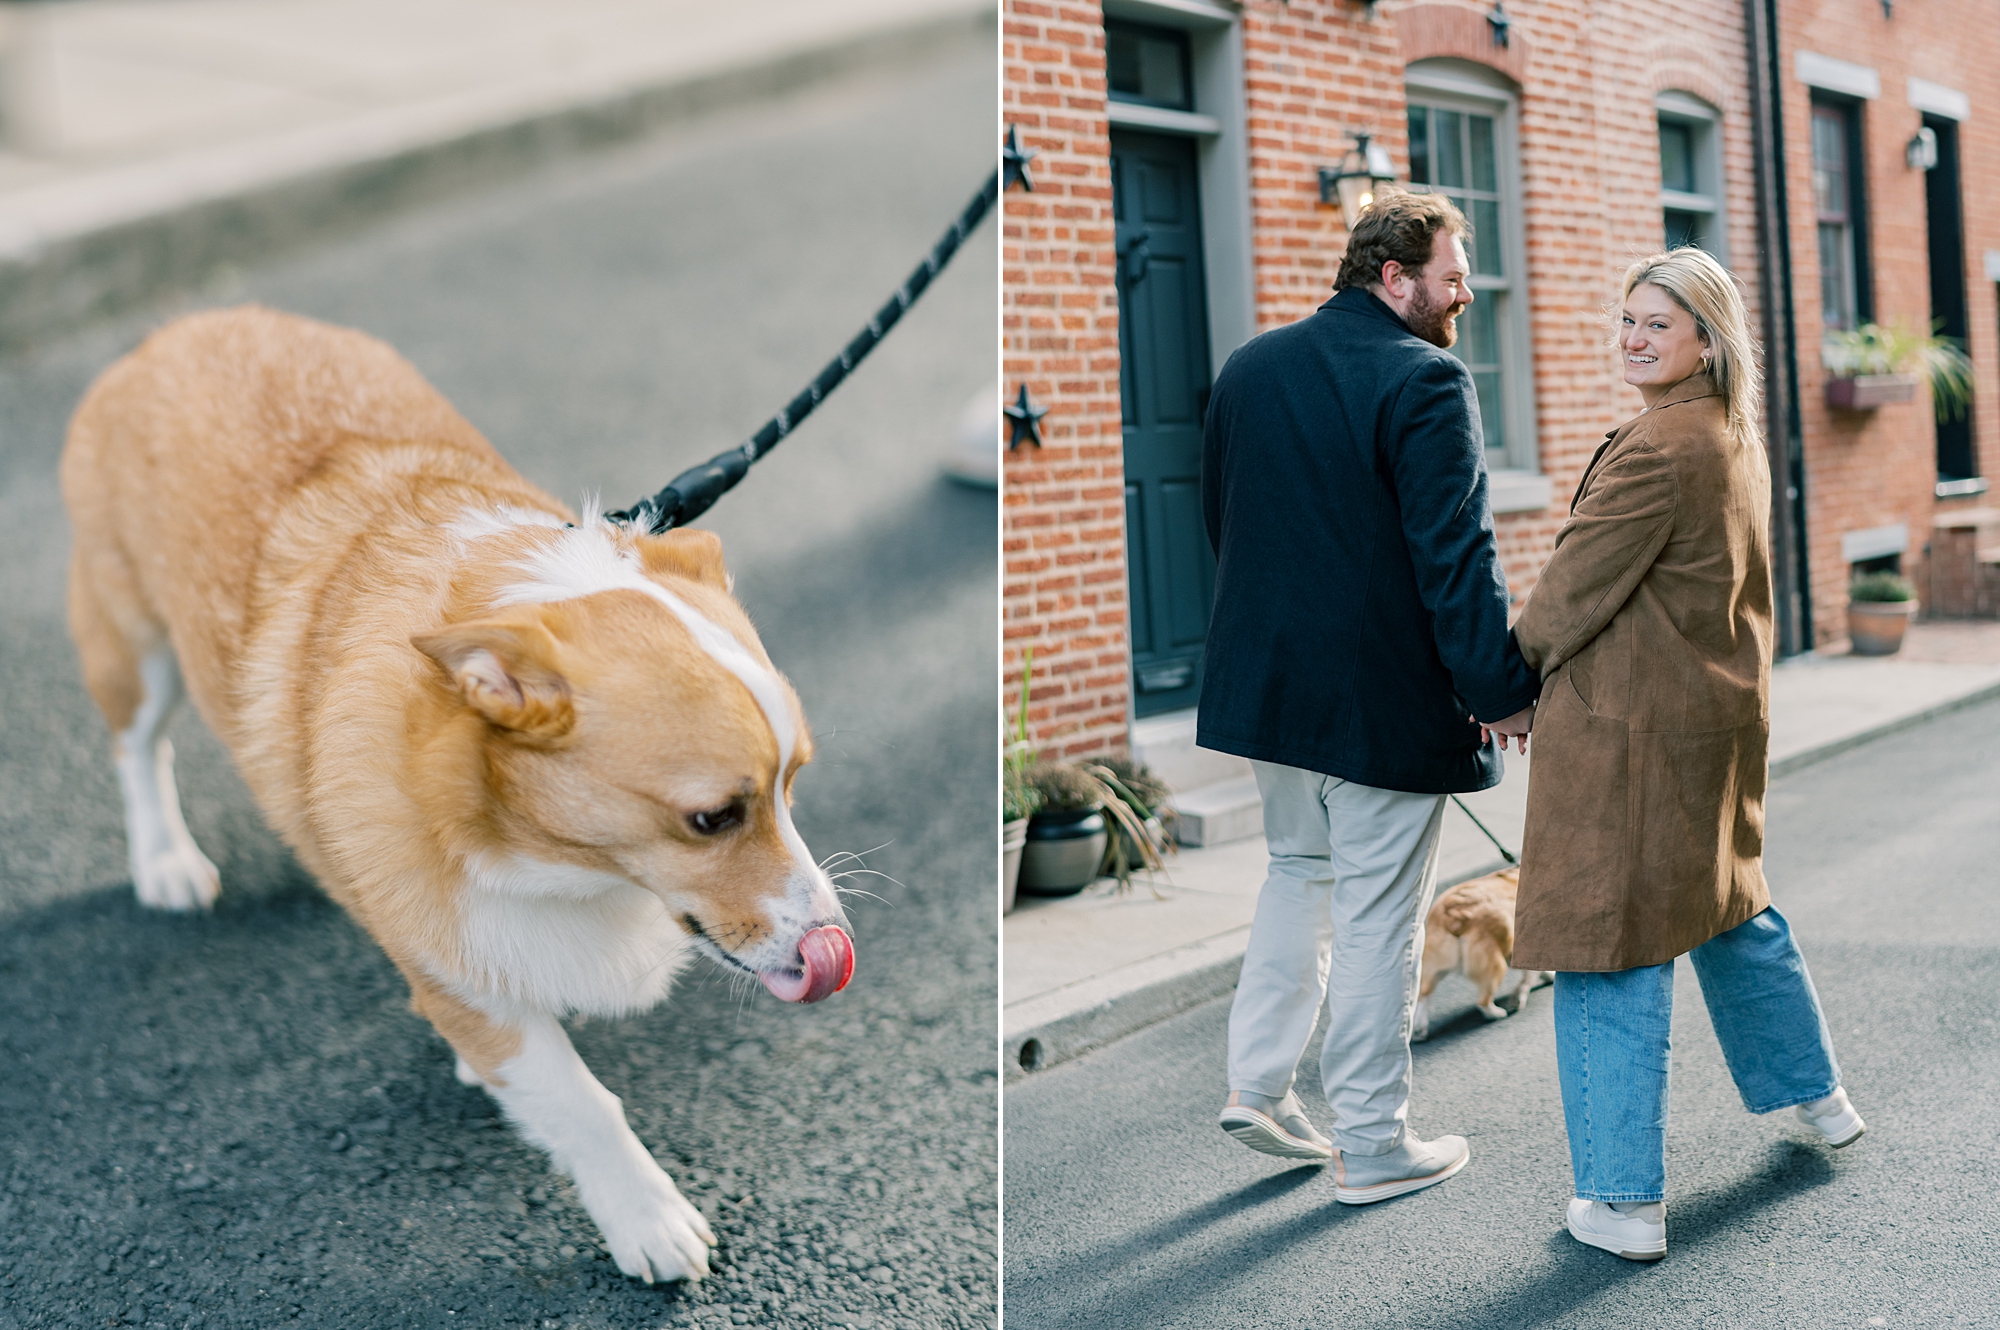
1130, 707, 1264, 848
1128, 707, 1252, 793
1165, 773, 1263, 848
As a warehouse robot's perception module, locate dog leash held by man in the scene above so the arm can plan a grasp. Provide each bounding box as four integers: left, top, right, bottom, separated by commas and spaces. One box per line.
1196, 190, 1540, 1203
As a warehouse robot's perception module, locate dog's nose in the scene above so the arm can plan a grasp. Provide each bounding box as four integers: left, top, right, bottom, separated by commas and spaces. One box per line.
757, 925, 853, 1004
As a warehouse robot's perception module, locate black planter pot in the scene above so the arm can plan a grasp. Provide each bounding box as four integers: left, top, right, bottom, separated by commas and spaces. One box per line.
1018, 807, 1108, 897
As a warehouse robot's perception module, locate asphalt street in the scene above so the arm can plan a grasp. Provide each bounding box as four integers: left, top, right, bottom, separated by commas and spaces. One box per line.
1004, 699, 2000, 1329
0, 35, 995, 1330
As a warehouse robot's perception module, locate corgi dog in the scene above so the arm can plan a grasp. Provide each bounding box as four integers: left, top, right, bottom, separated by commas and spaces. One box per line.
59, 306, 854, 1284
1412, 868, 1551, 1042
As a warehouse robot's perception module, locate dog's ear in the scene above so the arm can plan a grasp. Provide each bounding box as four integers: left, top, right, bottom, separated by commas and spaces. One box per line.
412, 619, 575, 741
634, 529, 729, 591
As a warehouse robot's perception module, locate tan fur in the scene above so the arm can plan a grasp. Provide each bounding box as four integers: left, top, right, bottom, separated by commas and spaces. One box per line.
1417, 868, 1549, 1035
61, 305, 817, 1060
405, 965, 524, 1086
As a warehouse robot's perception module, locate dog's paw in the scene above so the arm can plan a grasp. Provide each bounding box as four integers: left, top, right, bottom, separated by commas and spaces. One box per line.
1477, 1002, 1509, 1021
579, 1160, 717, 1284
133, 842, 221, 911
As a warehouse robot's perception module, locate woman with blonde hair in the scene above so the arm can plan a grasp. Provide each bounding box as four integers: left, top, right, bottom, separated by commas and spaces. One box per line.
1507, 247, 1865, 1262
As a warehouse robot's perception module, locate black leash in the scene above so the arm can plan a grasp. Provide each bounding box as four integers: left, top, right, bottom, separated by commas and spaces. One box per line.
1448, 794, 1519, 867
608, 169, 1001, 534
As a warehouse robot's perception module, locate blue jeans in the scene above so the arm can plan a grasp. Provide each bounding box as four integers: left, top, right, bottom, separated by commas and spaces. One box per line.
1553, 906, 1842, 1203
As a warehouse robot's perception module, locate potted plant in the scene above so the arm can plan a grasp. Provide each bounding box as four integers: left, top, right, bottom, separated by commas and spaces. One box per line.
1083, 755, 1175, 893
1017, 763, 1111, 897
1847, 571, 1918, 655
1822, 322, 1973, 414
1003, 651, 1039, 915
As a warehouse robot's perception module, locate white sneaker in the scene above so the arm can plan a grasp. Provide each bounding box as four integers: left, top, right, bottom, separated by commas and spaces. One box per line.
1794, 1087, 1866, 1147
1332, 1131, 1469, 1204
1218, 1090, 1334, 1161
1567, 1198, 1667, 1261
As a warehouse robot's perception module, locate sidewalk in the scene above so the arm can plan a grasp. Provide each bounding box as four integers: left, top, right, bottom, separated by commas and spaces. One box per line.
1004, 620, 2000, 1080
0, 0, 987, 348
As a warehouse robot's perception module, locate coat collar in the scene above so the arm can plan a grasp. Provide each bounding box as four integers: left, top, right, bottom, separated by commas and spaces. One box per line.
1321, 285, 1415, 336
1643, 371, 1720, 413
1575, 372, 1721, 498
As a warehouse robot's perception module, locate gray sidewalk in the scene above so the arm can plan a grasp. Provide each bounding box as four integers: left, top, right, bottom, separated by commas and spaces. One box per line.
1003, 620, 2000, 1079
0, 0, 988, 348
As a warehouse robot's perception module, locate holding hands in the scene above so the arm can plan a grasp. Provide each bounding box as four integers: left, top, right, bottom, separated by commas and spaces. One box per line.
1478, 703, 1535, 753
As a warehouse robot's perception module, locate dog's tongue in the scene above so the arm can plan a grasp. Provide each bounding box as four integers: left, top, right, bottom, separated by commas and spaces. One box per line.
759, 926, 854, 1004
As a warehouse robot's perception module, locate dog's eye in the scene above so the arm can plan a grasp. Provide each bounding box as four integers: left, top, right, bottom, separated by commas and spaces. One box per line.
688, 801, 745, 836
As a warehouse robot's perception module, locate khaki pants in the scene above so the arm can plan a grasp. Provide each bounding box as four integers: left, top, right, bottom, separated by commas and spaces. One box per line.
1226, 760, 1446, 1156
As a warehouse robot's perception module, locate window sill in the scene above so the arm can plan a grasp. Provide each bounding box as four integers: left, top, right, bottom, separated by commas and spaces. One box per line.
1489, 469, 1553, 513
1106, 102, 1222, 136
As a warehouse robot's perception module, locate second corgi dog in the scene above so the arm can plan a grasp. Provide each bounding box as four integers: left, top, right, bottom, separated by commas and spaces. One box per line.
61, 306, 855, 1284
1412, 867, 1552, 1042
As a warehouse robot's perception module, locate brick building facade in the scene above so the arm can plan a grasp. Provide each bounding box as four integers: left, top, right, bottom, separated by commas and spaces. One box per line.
1774, 2, 2000, 639
1002, 0, 1996, 792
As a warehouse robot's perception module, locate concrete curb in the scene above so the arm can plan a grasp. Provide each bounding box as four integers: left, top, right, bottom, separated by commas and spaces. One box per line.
1767, 675, 2000, 778
0, 7, 991, 354
1003, 674, 2000, 1085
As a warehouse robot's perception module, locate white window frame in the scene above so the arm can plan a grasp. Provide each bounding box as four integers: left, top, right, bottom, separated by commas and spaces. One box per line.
1404, 59, 1544, 503
1656, 91, 1727, 264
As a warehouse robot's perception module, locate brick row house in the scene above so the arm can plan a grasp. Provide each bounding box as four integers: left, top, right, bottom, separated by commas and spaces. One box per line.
1002, 0, 1998, 837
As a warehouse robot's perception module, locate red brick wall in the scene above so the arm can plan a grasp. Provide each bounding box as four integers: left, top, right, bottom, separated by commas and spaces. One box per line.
1777, 3, 2000, 642
1236, 3, 1405, 330
1002, 0, 1129, 759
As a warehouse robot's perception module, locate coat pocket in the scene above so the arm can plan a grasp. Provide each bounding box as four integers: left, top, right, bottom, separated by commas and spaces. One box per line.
1566, 657, 1596, 714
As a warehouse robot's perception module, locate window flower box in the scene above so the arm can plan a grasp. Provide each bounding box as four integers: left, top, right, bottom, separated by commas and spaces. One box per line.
1825, 373, 1918, 410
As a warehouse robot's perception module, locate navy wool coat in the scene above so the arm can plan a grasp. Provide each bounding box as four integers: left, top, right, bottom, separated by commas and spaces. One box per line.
1196, 286, 1540, 795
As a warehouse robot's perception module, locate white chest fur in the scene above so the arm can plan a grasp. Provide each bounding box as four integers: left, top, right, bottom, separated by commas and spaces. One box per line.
454, 854, 691, 1017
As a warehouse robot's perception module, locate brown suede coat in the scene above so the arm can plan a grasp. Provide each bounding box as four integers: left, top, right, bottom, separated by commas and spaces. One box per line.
1509, 374, 1773, 972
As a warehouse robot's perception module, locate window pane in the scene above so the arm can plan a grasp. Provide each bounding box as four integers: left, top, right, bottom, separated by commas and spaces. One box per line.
1107, 31, 1142, 98
1470, 115, 1498, 192
1436, 110, 1466, 188
1659, 120, 1696, 193
1665, 207, 1704, 250
1473, 370, 1506, 455
1140, 37, 1187, 108
1471, 197, 1503, 275
1107, 26, 1189, 109
1812, 107, 1847, 221
1408, 107, 1430, 185
1458, 290, 1499, 364
1819, 222, 1853, 329
1449, 296, 1505, 453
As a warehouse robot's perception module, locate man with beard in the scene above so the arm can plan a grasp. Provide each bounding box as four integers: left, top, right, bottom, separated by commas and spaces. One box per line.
1198, 190, 1539, 1203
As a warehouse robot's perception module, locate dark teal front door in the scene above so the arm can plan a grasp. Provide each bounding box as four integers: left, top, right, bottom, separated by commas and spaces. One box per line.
1113, 129, 1215, 718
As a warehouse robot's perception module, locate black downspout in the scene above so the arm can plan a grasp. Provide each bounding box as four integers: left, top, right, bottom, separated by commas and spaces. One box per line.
1747, 0, 1813, 655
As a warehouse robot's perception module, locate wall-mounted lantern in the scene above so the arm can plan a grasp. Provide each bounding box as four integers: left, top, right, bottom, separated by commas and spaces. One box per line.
1318, 133, 1397, 231
1907, 125, 1937, 171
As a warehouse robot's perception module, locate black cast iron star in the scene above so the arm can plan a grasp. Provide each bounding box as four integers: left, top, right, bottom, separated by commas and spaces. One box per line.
1004, 125, 1038, 193
1005, 382, 1049, 449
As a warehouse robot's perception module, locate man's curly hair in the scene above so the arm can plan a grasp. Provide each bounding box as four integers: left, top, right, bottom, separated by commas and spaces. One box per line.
1333, 189, 1471, 292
